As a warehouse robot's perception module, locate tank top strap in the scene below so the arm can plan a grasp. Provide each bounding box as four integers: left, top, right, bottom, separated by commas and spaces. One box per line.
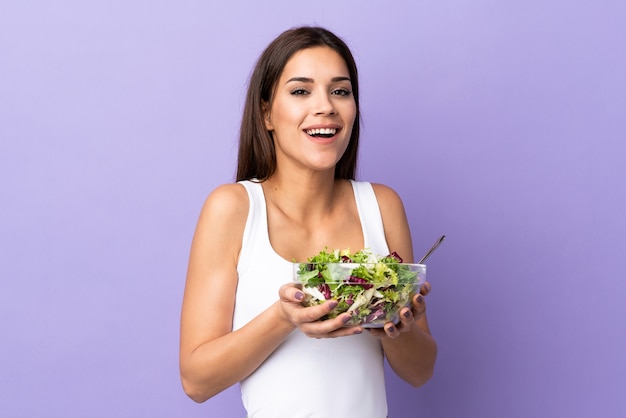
237, 180, 277, 274
350, 180, 390, 257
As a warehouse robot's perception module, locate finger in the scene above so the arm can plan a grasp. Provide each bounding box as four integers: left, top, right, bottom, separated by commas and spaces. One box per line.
367, 324, 401, 340
316, 326, 364, 338
301, 314, 363, 338
383, 322, 400, 339
398, 306, 415, 328
412, 293, 427, 317
279, 283, 304, 303
296, 299, 340, 324
419, 281, 431, 296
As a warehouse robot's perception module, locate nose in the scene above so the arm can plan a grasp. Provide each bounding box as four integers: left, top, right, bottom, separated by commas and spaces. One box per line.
313, 92, 336, 116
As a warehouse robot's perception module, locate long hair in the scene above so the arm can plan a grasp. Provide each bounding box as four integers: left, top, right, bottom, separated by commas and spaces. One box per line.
236, 26, 360, 182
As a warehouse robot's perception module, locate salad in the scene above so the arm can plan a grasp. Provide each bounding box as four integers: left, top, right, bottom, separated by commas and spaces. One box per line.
294, 248, 424, 327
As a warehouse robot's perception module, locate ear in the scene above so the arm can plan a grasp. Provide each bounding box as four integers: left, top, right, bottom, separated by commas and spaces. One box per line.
262, 101, 273, 131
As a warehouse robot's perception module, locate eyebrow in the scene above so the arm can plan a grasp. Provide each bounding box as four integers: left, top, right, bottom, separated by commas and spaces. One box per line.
285, 76, 351, 84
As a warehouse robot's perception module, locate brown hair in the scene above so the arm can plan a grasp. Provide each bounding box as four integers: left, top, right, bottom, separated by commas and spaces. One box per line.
236, 26, 360, 182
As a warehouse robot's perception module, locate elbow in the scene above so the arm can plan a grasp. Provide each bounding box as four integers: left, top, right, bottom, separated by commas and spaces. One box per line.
389, 360, 436, 388
407, 364, 435, 388
181, 376, 214, 403
180, 355, 228, 403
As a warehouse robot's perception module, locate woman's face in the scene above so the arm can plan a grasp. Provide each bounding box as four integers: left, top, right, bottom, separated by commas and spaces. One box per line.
265, 46, 356, 176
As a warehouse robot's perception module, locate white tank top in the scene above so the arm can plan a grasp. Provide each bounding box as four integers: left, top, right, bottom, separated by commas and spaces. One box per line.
234, 180, 390, 418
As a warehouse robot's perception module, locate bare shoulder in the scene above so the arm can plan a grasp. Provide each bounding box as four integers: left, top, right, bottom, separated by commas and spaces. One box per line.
201, 183, 248, 217
370, 183, 405, 211
192, 183, 250, 261
370, 182, 401, 197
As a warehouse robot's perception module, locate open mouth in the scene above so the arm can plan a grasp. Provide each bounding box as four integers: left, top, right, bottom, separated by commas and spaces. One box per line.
305, 128, 337, 139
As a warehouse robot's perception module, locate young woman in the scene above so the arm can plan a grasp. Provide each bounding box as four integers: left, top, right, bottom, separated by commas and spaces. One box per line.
179, 26, 437, 417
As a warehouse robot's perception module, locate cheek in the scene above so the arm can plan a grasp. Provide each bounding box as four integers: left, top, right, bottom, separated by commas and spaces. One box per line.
272, 103, 301, 127
342, 102, 357, 127
344, 111, 357, 136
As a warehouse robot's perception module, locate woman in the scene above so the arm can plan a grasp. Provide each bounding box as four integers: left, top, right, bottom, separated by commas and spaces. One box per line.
179, 26, 437, 417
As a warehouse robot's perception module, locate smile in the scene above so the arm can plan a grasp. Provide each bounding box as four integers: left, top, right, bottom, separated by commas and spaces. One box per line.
305, 128, 337, 138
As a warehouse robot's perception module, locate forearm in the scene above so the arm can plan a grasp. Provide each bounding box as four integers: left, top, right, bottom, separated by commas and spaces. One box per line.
381, 320, 437, 387
180, 301, 295, 402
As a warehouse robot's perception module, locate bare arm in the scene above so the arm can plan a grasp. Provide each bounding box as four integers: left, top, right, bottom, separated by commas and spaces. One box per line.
179, 184, 288, 402
371, 184, 438, 387
179, 184, 361, 402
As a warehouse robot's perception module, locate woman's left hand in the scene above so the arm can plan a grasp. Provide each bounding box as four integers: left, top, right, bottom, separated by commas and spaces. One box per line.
368, 281, 431, 339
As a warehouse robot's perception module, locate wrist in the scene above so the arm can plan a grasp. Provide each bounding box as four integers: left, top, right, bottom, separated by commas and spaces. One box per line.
272, 301, 298, 333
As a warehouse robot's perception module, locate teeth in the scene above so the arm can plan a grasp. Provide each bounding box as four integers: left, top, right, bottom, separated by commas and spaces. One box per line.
306, 128, 337, 136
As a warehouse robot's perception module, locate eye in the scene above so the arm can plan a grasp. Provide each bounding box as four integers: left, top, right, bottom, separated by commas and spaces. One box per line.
290, 88, 309, 96
331, 88, 352, 97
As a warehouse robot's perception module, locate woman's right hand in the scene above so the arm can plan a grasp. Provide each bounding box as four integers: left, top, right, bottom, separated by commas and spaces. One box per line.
277, 283, 363, 338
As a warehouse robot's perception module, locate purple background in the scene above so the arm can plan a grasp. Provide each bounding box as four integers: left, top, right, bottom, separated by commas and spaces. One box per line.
2, 1, 625, 417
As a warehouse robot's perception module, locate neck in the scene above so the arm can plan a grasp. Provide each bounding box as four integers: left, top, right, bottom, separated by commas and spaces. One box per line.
261, 169, 345, 222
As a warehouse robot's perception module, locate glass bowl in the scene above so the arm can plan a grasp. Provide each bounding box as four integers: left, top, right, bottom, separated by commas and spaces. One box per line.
293, 261, 426, 327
